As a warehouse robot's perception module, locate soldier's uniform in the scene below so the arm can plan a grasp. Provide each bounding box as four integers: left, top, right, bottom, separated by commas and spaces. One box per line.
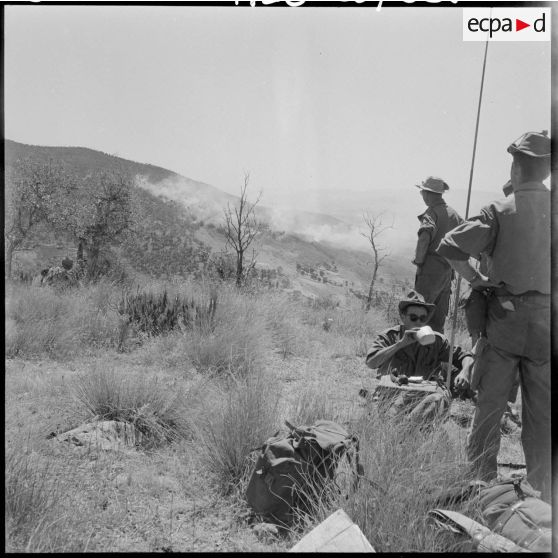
413, 177, 464, 333
366, 290, 473, 425
437, 131, 551, 501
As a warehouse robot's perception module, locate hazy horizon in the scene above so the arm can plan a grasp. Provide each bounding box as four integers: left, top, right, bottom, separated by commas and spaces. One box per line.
5, 5, 550, 223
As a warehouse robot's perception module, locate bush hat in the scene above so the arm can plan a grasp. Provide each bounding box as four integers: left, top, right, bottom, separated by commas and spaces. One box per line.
507, 130, 550, 158
398, 290, 436, 317
415, 176, 449, 194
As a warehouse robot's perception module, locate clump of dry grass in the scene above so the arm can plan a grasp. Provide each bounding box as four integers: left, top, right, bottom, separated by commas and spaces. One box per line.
195, 367, 282, 495
5, 446, 62, 551
6, 281, 121, 359
70, 366, 196, 447
294, 399, 475, 552
264, 294, 307, 358
287, 382, 347, 427
183, 287, 270, 377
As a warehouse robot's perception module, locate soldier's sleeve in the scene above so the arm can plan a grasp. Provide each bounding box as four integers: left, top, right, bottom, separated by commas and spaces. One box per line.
365, 328, 396, 368
450, 344, 472, 369
436, 205, 498, 261
418, 211, 437, 237
437, 338, 471, 370
414, 231, 430, 265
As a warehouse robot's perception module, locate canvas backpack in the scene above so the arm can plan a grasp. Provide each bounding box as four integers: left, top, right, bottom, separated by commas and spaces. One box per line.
477, 477, 551, 552
245, 419, 362, 526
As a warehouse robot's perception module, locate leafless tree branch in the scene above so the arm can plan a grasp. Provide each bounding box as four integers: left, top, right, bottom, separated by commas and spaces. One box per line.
361, 212, 393, 311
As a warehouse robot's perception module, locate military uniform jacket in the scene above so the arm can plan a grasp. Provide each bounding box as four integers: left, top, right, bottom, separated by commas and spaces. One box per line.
415, 201, 464, 270
436, 182, 550, 295
366, 325, 470, 378
437, 182, 550, 358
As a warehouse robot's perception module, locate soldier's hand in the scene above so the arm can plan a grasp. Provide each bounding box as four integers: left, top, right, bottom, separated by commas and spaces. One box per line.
470, 273, 498, 290
454, 371, 470, 391
400, 329, 419, 347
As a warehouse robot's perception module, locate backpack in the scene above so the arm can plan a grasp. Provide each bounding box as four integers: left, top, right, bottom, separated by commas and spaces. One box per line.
245, 419, 362, 526
477, 477, 551, 552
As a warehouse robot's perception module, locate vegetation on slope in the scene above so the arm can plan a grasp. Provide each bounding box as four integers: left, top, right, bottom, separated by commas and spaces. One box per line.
5, 274, 520, 552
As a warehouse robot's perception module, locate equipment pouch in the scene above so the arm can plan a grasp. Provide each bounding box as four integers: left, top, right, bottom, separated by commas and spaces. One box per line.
487, 291, 508, 319
462, 288, 490, 339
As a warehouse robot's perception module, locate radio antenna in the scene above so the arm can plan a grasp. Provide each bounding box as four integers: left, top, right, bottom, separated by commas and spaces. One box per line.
446, 36, 490, 392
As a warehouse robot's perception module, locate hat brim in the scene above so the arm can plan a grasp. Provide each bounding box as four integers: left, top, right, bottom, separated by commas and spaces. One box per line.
507, 145, 550, 158
415, 184, 447, 194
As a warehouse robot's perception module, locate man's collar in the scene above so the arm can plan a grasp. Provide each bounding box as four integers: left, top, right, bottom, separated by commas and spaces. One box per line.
429, 199, 447, 207
417, 200, 446, 219
513, 181, 549, 193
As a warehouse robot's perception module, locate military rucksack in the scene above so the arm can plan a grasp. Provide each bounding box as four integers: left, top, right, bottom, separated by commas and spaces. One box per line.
245, 419, 362, 527
477, 477, 551, 552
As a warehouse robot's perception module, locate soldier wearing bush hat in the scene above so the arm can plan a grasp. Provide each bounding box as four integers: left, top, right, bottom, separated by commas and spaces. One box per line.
397, 289, 436, 318
437, 130, 551, 502
412, 176, 464, 334
365, 289, 474, 422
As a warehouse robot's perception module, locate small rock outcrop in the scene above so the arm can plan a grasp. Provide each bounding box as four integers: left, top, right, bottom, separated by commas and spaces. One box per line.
53, 420, 143, 452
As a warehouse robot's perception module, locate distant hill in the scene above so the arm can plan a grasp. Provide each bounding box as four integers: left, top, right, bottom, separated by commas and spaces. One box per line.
264, 184, 508, 260
5, 139, 415, 298
5, 140, 176, 184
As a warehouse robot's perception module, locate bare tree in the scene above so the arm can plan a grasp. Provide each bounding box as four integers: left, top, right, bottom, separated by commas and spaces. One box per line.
361, 212, 393, 311
223, 172, 263, 287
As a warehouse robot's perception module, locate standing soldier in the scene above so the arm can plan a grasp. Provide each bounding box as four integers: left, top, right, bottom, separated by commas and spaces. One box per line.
437, 131, 551, 502
412, 177, 464, 333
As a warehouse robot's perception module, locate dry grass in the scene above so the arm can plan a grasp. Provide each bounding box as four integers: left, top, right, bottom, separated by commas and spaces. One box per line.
5, 446, 62, 549
179, 285, 271, 377
290, 398, 478, 552
5, 278, 510, 553
194, 367, 282, 495
70, 366, 197, 447
6, 281, 121, 359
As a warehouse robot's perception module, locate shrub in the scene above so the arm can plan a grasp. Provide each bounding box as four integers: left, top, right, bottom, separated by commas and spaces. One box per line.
70, 366, 196, 448
118, 287, 217, 336
195, 368, 281, 494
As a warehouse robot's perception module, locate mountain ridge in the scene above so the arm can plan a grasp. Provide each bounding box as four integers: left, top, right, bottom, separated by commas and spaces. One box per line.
5, 139, 415, 297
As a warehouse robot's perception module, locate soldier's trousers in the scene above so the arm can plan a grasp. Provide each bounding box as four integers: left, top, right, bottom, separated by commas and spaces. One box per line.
466, 294, 550, 502
414, 260, 452, 333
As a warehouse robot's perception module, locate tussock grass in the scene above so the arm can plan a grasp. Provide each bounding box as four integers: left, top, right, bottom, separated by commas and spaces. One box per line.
71, 366, 196, 447
5, 446, 62, 550
183, 287, 270, 377
195, 367, 282, 494
6, 282, 121, 359
264, 295, 306, 358
287, 382, 347, 427
294, 399, 474, 552
123, 282, 272, 375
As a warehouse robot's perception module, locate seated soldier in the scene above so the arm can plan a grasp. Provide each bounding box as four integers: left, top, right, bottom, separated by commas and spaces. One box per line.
365, 290, 474, 423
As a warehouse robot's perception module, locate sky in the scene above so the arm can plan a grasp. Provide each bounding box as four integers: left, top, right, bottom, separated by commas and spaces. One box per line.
4, 4, 551, 219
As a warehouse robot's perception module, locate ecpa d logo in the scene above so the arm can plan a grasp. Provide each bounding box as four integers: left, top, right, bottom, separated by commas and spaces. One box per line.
463, 8, 550, 42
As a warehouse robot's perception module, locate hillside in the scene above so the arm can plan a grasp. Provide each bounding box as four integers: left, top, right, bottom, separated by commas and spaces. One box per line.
5, 139, 414, 296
